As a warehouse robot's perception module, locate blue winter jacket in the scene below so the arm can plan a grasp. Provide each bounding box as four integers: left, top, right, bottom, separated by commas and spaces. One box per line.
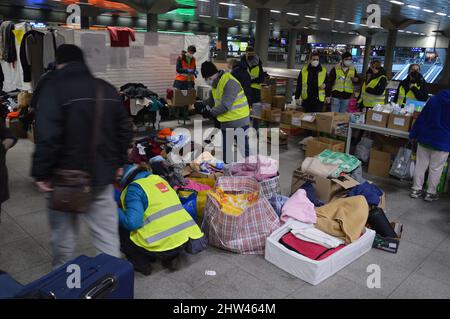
118, 171, 151, 231
409, 89, 450, 152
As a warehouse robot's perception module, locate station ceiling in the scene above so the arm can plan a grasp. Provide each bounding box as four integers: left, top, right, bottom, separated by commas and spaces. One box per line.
1, 0, 449, 36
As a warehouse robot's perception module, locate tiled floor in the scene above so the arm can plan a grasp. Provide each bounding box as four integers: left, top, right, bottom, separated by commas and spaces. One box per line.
1, 118, 450, 299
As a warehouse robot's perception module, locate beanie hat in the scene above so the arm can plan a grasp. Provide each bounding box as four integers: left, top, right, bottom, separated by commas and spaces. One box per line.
201, 61, 219, 79
55, 44, 85, 65
187, 45, 197, 53
341, 52, 352, 60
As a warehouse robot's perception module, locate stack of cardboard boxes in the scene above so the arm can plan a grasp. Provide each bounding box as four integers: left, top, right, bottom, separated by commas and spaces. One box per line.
365, 109, 413, 132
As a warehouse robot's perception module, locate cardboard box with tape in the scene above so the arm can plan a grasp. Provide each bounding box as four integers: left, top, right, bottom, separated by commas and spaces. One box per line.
305, 137, 345, 158
366, 110, 390, 128
316, 112, 350, 134
272, 95, 286, 109
300, 113, 317, 131
368, 148, 391, 177
261, 85, 272, 104
387, 114, 412, 132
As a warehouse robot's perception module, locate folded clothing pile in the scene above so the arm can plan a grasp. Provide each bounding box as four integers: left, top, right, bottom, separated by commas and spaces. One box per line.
316, 150, 361, 178
228, 155, 278, 182
280, 233, 345, 261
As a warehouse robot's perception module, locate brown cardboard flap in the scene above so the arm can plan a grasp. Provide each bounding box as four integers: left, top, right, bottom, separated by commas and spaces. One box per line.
331, 175, 360, 189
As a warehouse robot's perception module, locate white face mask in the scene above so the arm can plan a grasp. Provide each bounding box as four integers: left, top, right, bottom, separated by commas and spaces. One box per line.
311, 61, 319, 67
343, 60, 353, 67
206, 78, 214, 87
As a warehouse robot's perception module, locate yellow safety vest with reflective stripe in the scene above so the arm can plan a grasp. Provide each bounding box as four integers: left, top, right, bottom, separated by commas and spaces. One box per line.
120, 175, 203, 252
332, 65, 355, 93
301, 66, 327, 102
211, 72, 250, 123
397, 83, 420, 106
360, 75, 387, 108
248, 65, 262, 90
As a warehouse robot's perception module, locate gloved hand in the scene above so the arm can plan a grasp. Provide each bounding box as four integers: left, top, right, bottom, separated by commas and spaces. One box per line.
295, 99, 302, 107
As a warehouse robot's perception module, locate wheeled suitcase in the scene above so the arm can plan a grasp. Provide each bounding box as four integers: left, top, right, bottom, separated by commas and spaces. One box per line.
1, 254, 134, 299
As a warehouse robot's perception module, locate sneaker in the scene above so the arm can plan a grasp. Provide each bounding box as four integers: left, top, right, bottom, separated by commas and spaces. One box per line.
424, 193, 439, 202
410, 189, 423, 199
162, 256, 181, 271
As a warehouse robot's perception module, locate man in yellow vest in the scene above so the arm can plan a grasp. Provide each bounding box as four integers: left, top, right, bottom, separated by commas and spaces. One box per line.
241, 46, 264, 105
393, 64, 429, 106
201, 61, 251, 164
295, 51, 329, 113
359, 60, 388, 110
326, 52, 360, 113
118, 164, 206, 276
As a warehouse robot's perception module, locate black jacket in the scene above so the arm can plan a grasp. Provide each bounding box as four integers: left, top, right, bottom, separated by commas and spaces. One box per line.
362, 67, 388, 96
393, 73, 429, 104
231, 60, 253, 104
31, 62, 133, 186
1, 120, 17, 203
295, 64, 329, 101
241, 55, 264, 87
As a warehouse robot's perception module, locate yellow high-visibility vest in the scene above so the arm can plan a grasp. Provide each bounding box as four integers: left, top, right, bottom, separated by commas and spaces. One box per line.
248, 65, 262, 90
121, 175, 203, 252
301, 66, 327, 102
360, 75, 387, 108
332, 65, 355, 94
211, 72, 250, 123
397, 83, 421, 106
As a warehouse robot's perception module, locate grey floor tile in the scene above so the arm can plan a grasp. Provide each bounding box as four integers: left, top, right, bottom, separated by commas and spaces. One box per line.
165, 249, 236, 293
12, 262, 53, 285
0, 213, 29, 246
338, 251, 414, 297
13, 209, 50, 236
389, 273, 450, 299
190, 268, 288, 299
2, 195, 46, 218
134, 271, 194, 299
395, 216, 449, 250
1, 237, 51, 275
415, 251, 450, 287
436, 236, 450, 255
287, 275, 384, 299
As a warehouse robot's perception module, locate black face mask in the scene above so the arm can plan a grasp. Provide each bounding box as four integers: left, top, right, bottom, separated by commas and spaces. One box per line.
410, 71, 419, 79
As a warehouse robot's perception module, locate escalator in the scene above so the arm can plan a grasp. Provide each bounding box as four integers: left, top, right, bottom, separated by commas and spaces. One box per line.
423, 64, 443, 83
392, 63, 439, 82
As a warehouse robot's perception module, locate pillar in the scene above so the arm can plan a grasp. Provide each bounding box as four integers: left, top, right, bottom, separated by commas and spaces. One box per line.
384, 29, 398, 78
255, 8, 270, 66
362, 36, 373, 75
147, 13, 158, 32
218, 26, 228, 60
285, 28, 298, 102
440, 39, 450, 85
80, 0, 90, 29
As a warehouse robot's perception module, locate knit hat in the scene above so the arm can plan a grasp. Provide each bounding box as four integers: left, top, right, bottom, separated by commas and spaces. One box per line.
158, 128, 173, 139
341, 52, 352, 60
187, 45, 197, 53
201, 61, 219, 79
55, 44, 85, 65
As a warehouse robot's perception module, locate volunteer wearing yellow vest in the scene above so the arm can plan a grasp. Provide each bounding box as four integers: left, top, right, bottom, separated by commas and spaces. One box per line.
201, 61, 251, 164
173, 45, 197, 90
241, 46, 264, 105
118, 164, 205, 276
359, 60, 388, 110
326, 52, 360, 113
295, 52, 329, 113
393, 64, 429, 106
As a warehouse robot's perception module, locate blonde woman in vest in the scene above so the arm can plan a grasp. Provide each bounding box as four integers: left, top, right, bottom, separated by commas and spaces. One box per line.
118, 164, 206, 276
295, 51, 329, 113
326, 52, 360, 113
201, 61, 251, 164
393, 64, 429, 106
358, 60, 388, 110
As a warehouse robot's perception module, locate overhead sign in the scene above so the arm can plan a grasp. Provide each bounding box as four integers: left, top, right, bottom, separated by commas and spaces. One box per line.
367, 4, 381, 29
66, 4, 81, 28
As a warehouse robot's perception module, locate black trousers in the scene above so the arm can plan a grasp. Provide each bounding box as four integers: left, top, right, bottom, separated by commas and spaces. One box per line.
119, 226, 183, 269
302, 99, 324, 113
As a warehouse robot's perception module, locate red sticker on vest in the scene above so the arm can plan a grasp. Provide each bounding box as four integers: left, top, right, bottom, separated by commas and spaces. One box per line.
156, 182, 169, 193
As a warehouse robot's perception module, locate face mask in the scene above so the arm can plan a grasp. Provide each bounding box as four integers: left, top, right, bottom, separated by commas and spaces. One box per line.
410, 70, 419, 78
206, 78, 214, 87
343, 60, 353, 67
311, 61, 319, 67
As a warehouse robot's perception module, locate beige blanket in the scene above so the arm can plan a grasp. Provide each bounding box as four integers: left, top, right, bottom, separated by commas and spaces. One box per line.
315, 196, 369, 244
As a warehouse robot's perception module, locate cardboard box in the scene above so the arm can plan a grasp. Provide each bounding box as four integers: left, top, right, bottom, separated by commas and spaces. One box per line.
281, 111, 294, 124
368, 148, 391, 177
372, 222, 403, 254
316, 112, 350, 134
265, 220, 376, 285
366, 110, 389, 128
387, 114, 412, 132
305, 137, 345, 158
300, 113, 317, 131
281, 111, 304, 126
270, 109, 282, 122
172, 89, 197, 106
291, 169, 360, 203
272, 95, 286, 109
261, 85, 272, 104
280, 124, 303, 137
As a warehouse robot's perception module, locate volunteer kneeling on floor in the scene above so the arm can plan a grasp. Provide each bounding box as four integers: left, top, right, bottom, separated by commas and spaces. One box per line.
201, 61, 251, 164
118, 164, 206, 276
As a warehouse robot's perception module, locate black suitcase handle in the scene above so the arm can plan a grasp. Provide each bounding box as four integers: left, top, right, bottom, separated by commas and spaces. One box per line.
82, 276, 117, 299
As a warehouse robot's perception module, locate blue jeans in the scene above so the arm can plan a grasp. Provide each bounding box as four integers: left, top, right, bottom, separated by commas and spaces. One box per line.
331, 98, 350, 113
221, 125, 250, 164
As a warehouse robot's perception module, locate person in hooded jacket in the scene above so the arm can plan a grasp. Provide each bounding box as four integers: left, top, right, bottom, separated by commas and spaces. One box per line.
358, 60, 388, 110
393, 63, 429, 106
118, 164, 206, 275
409, 89, 450, 202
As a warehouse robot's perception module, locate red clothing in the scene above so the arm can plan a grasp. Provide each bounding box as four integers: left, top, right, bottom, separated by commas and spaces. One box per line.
107, 27, 136, 47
